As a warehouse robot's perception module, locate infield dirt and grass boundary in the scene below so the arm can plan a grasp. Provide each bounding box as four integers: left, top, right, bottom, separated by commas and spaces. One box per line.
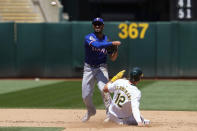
0, 79, 196, 130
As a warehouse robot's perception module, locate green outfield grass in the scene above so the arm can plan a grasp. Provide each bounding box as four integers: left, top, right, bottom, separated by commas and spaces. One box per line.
140, 80, 197, 111
0, 79, 196, 111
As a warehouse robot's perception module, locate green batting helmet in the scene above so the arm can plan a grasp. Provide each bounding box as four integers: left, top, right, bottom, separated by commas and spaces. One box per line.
130, 67, 143, 82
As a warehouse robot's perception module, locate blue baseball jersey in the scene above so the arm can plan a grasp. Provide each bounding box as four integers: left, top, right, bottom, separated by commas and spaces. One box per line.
84, 33, 113, 66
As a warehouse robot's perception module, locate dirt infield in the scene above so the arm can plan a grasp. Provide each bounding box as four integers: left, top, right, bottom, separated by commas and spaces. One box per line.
0, 109, 196, 131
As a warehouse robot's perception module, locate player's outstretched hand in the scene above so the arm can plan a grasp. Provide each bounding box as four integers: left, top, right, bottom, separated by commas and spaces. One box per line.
138, 120, 150, 127
137, 122, 145, 127
112, 41, 121, 46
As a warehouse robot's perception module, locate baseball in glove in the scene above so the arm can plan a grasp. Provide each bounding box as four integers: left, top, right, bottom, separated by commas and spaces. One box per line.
106, 45, 118, 54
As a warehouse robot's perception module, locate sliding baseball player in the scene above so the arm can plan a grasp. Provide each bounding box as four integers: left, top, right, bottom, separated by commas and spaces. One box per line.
103, 67, 150, 126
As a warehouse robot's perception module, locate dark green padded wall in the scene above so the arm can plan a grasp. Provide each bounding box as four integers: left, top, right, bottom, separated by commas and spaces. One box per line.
0, 22, 197, 78
71, 21, 92, 76
0, 23, 16, 77
156, 22, 180, 77
44, 23, 73, 77
179, 22, 197, 77
17, 23, 44, 77
128, 23, 156, 77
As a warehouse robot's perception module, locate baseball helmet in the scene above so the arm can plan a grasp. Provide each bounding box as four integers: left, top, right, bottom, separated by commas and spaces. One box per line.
130, 67, 143, 82
92, 17, 104, 25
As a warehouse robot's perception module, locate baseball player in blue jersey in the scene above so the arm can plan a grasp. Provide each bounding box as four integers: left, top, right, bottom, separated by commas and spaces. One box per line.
82, 17, 121, 122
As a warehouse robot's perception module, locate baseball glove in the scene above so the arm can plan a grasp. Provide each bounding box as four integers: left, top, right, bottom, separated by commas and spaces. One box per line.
106, 45, 118, 54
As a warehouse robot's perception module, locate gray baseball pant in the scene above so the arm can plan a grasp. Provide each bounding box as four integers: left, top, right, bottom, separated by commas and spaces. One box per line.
82, 63, 112, 114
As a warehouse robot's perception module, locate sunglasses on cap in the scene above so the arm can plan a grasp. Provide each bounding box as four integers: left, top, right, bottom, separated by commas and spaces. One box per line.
93, 22, 103, 26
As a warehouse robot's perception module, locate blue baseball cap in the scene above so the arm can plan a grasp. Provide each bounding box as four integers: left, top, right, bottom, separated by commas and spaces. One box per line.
92, 17, 104, 24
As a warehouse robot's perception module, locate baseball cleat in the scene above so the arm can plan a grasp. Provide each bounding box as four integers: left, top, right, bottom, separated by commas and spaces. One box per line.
82, 112, 96, 122
118, 122, 124, 125
103, 117, 110, 123
143, 119, 150, 125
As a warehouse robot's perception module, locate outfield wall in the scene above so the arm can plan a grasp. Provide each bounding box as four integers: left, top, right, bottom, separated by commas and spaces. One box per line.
0, 22, 197, 78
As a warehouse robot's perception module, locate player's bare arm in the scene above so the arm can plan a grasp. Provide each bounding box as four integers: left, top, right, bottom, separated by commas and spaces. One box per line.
103, 82, 112, 92
112, 41, 121, 46
109, 50, 118, 61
